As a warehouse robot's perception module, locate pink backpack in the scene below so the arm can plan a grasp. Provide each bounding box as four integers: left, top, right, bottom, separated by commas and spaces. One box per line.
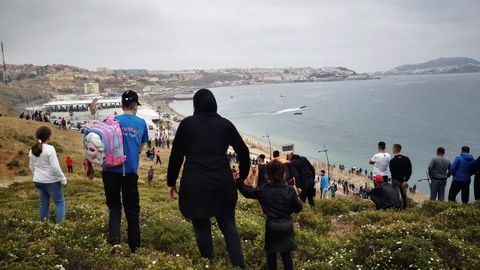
84, 115, 126, 168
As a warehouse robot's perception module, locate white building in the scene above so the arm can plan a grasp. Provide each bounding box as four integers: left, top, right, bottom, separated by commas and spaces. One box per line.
84, 83, 100, 94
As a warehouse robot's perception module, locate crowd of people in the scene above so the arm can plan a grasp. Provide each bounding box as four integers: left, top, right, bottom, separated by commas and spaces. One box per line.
20, 110, 50, 122
27, 88, 480, 270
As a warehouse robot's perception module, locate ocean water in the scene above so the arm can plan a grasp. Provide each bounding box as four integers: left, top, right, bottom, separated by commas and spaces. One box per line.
170, 73, 480, 198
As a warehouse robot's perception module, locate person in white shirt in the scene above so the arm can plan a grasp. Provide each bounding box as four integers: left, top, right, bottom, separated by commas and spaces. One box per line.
28, 126, 67, 224
369, 141, 391, 183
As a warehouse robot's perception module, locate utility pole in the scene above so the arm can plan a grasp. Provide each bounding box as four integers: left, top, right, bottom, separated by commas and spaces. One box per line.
318, 145, 330, 178
1, 42, 7, 86
262, 133, 272, 160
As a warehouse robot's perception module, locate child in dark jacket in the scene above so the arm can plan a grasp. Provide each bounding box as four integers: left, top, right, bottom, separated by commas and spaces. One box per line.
236, 160, 303, 270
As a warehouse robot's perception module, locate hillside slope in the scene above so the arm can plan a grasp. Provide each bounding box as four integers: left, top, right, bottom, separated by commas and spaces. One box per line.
0, 117, 479, 269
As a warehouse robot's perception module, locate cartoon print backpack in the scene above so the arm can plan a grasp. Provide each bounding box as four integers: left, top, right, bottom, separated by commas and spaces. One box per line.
84, 115, 126, 168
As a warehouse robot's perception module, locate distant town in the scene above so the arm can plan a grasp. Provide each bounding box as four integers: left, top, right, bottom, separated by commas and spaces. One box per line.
0, 64, 374, 98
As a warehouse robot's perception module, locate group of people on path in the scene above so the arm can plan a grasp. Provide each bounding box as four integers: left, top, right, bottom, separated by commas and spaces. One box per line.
28, 88, 480, 270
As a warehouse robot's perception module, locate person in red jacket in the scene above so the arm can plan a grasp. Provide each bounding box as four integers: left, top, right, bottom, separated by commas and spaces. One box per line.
66, 156, 73, 173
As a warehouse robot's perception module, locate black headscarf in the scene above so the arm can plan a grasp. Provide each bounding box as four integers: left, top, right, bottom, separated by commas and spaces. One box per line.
193, 88, 217, 114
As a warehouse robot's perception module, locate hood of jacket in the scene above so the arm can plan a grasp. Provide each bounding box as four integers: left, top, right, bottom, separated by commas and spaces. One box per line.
193, 88, 217, 115
461, 153, 474, 161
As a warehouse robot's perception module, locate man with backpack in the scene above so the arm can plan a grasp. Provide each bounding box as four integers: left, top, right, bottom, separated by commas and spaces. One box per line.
102, 90, 149, 253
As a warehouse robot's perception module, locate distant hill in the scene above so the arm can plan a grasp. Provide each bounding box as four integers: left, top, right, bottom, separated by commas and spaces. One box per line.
388, 57, 480, 75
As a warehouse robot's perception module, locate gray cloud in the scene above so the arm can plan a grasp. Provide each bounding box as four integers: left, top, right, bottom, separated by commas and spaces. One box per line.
1, 0, 479, 72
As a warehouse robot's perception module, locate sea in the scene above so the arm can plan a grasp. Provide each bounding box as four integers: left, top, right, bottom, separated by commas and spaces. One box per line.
169, 73, 480, 199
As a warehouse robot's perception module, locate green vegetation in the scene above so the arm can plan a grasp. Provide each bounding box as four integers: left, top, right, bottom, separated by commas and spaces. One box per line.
1, 178, 480, 269
1, 117, 480, 269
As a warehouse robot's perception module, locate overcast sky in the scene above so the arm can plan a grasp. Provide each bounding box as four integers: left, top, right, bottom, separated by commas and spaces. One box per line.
1, 0, 479, 72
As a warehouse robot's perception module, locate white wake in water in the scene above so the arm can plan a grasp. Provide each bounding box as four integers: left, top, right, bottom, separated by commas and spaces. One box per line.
271, 107, 305, 115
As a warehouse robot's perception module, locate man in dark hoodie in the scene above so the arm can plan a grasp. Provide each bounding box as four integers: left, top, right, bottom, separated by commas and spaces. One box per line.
473, 155, 480, 200
448, 146, 476, 204
167, 89, 249, 269
289, 154, 316, 207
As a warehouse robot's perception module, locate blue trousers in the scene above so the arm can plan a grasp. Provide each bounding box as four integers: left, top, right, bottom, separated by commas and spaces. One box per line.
34, 182, 65, 224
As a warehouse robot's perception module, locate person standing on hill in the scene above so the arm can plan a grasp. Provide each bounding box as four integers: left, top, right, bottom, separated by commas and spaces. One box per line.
236, 160, 303, 270
320, 170, 329, 199
28, 126, 67, 224
389, 144, 412, 209
427, 147, 451, 201
256, 154, 268, 187
289, 154, 316, 207
102, 90, 149, 253
65, 155, 73, 173
448, 146, 476, 204
369, 141, 391, 183
167, 89, 249, 269
474, 155, 480, 200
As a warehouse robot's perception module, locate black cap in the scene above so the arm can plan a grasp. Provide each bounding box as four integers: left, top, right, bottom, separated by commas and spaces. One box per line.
122, 90, 141, 107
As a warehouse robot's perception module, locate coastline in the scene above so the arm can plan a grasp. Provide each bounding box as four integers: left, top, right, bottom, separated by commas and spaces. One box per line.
163, 98, 430, 203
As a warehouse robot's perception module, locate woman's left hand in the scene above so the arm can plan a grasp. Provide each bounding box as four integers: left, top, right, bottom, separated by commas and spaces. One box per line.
168, 186, 178, 199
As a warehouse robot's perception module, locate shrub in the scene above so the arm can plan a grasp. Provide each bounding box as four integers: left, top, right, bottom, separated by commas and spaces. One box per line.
16, 169, 28, 176
50, 141, 64, 153
6, 159, 20, 169
295, 208, 330, 234
420, 200, 460, 217
142, 216, 197, 255
316, 198, 351, 216
13, 134, 35, 145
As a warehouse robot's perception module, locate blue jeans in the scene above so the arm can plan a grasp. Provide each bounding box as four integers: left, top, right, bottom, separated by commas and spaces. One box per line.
430, 179, 447, 201
34, 182, 65, 224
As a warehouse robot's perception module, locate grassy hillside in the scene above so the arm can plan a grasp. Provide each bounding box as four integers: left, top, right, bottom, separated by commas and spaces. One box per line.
1, 117, 480, 269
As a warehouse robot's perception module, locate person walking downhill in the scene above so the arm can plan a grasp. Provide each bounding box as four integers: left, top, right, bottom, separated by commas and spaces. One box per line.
236, 160, 303, 270
369, 141, 391, 183
66, 155, 74, 173
329, 182, 337, 198
289, 154, 316, 207
427, 147, 451, 201
28, 126, 67, 224
147, 166, 154, 187
167, 89, 249, 269
389, 144, 412, 210
102, 90, 149, 254
155, 149, 162, 165
448, 146, 476, 204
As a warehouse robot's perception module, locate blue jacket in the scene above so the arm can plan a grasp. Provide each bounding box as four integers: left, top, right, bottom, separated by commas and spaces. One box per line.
451, 153, 476, 182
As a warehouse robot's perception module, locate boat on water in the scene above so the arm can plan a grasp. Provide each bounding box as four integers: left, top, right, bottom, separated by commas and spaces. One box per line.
294, 112, 303, 115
